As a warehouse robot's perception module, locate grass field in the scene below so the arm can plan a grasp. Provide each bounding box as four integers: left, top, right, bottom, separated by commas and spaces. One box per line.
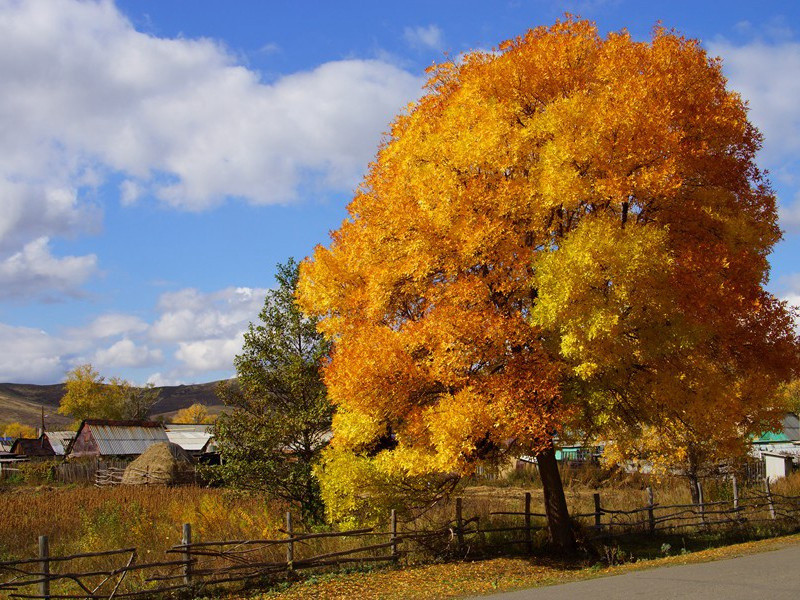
2, 470, 799, 598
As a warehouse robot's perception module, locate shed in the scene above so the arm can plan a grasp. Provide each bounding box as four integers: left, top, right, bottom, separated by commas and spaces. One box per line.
763, 452, 795, 482
164, 424, 213, 456
45, 431, 76, 456
11, 436, 55, 459
67, 420, 168, 459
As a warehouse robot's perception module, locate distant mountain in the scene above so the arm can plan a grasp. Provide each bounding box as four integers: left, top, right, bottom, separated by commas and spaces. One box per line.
0, 381, 227, 429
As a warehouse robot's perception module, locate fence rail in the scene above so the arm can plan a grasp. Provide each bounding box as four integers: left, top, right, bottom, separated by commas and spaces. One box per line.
3, 477, 800, 599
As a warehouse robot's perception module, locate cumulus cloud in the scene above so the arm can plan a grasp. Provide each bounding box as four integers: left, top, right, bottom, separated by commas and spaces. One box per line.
0, 0, 423, 299
0, 323, 74, 383
708, 38, 800, 160
0, 0, 423, 211
0, 283, 268, 383
0, 237, 98, 300
708, 36, 800, 231
175, 334, 245, 373
93, 338, 162, 369
70, 313, 149, 340
150, 286, 266, 343
404, 25, 445, 51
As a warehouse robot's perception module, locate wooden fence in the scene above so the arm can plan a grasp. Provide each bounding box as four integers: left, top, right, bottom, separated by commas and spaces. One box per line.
2, 478, 800, 600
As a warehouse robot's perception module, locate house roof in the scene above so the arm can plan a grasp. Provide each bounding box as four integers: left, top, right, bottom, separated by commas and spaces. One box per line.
164, 424, 213, 452
11, 436, 55, 457
72, 420, 169, 456
45, 431, 76, 456
0, 437, 13, 452
753, 431, 791, 443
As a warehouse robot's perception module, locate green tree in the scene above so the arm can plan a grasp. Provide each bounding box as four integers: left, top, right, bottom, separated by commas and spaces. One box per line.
214, 259, 333, 523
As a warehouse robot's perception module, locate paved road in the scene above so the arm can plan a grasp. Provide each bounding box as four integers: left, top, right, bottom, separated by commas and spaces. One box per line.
469, 544, 800, 600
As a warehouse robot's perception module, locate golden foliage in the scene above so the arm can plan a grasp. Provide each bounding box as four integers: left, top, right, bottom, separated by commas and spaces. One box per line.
298, 17, 800, 519
172, 403, 215, 424
1, 421, 37, 438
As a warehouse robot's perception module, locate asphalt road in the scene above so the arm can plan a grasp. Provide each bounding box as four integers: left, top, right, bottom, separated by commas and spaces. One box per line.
469, 544, 800, 600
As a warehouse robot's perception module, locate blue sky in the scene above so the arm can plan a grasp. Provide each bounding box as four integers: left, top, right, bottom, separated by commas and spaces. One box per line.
0, 0, 798, 386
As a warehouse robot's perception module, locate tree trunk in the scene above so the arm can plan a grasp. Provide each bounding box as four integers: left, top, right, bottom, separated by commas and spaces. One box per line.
536, 444, 576, 553
688, 473, 700, 505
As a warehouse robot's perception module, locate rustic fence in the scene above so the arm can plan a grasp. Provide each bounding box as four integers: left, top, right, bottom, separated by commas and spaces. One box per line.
3, 478, 800, 599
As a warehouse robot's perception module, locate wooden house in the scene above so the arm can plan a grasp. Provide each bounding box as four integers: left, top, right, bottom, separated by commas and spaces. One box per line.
66, 420, 169, 459
11, 435, 55, 460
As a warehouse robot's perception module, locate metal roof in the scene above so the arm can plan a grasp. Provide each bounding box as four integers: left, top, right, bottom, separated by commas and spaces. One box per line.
165, 429, 213, 452
45, 431, 75, 456
87, 423, 169, 456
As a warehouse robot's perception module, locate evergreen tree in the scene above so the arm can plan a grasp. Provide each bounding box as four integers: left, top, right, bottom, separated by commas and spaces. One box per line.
215, 258, 333, 522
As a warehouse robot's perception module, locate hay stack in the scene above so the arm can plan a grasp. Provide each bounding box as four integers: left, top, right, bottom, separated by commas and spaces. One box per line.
122, 442, 195, 485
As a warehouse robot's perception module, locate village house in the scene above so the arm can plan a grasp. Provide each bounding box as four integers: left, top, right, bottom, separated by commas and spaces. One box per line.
164, 423, 214, 458
66, 419, 169, 460
44, 431, 76, 456
10, 435, 55, 460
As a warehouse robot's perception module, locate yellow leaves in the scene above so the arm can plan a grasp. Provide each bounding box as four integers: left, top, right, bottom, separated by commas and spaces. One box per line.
172, 403, 214, 424
297, 16, 799, 521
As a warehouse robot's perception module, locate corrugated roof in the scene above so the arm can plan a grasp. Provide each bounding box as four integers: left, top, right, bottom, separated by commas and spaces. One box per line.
754, 431, 791, 443
45, 431, 75, 456
88, 422, 169, 456
165, 429, 213, 452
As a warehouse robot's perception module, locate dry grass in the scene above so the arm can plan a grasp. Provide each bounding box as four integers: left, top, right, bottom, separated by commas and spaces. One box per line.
0, 485, 286, 562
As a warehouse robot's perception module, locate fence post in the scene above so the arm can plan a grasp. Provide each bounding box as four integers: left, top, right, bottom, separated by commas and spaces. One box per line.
764, 478, 776, 520
39, 535, 50, 600
697, 481, 707, 527
181, 523, 192, 586
524, 492, 533, 554
286, 511, 294, 572
455, 497, 464, 554
646, 486, 655, 534
732, 473, 739, 512
390, 509, 399, 562
593, 492, 602, 531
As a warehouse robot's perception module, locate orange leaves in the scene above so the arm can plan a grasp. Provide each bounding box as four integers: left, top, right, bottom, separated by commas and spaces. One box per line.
298, 16, 800, 520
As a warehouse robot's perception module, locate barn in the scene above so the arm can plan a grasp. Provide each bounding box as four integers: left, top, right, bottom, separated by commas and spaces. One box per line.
66, 420, 169, 459
10, 435, 56, 460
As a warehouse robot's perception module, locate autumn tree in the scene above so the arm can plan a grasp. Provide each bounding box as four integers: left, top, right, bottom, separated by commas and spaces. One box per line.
173, 403, 215, 424
1, 422, 37, 439
58, 364, 159, 422
297, 18, 799, 549
214, 259, 333, 523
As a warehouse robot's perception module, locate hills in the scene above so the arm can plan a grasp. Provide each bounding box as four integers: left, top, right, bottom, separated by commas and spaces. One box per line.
0, 381, 226, 430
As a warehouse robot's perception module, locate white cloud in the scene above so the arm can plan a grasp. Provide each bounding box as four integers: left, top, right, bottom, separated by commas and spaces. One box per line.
404, 25, 444, 51
71, 313, 149, 339
150, 286, 266, 342
119, 179, 142, 206
708, 36, 800, 231
175, 334, 245, 373
0, 323, 74, 383
707, 38, 800, 161
0, 237, 97, 300
0, 0, 423, 211
93, 338, 162, 368
0, 0, 423, 300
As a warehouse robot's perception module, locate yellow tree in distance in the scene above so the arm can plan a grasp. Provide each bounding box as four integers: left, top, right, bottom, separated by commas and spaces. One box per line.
297, 18, 799, 548
172, 403, 215, 424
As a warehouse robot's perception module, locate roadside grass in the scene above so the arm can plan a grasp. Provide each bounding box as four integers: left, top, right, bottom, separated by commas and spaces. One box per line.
250, 532, 800, 600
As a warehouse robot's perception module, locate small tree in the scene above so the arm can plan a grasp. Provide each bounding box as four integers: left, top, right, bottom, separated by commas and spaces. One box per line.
58, 364, 159, 422
214, 259, 333, 523
2, 422, 37, 439
173, 403, 215, 424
